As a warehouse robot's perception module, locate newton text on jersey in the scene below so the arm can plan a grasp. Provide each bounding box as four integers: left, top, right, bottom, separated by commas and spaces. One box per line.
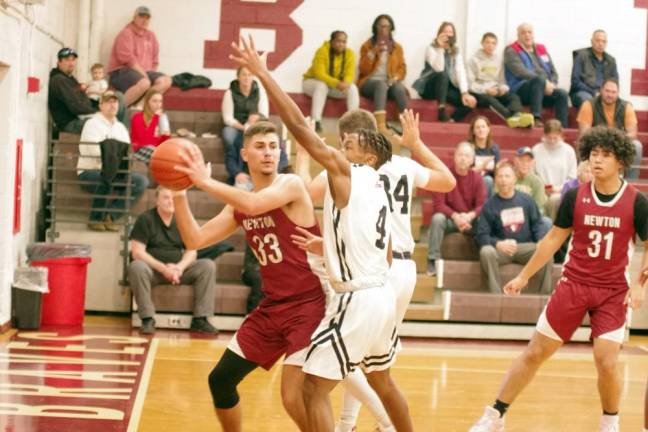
242, 216, 277, 231
583, 215, 621, 229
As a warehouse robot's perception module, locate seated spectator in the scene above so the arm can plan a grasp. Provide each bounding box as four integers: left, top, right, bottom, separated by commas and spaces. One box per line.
476, 161, 553, 294
107, 6, 172, 107
130, 90, 171, 162
77, 92, 148, 231
570, 29, 618, 108
413, 21, 476, 122
427, 142, 486, 275
358, 14, 408, 135
469, 116, 500, 196
221, 66, 269, 170
48, 47, 127, 134
514, 147, 552, 235
86, 63, 109, 102
225, 117, 288, 189
467, 32, 534, 128
561, 161, 592, 201
303, 30, 359, 133
129, 187, 217, 335
504, 23, 569, 127
576, 78, 643, 178
532, 120, 578, 219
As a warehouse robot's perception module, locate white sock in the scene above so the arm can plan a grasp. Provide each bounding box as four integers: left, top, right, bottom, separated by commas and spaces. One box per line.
342, 369, 393, 431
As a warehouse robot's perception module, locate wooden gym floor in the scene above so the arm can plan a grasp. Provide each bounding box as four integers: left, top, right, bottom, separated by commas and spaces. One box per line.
1, 316, 646, 431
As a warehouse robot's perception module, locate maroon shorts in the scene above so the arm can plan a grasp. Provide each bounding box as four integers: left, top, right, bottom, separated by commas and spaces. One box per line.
233, 291, 325, 370
109, 68, 165, 93
542, 277, 627, 342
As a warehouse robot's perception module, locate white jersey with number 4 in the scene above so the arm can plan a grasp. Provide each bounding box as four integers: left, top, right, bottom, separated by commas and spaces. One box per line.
322, 164, 392, 292
377, 155, 430, 253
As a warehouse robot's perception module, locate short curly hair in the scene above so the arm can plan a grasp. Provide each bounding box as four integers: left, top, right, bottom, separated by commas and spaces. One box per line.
578, 126, 635, 169
357, 128, 392, 169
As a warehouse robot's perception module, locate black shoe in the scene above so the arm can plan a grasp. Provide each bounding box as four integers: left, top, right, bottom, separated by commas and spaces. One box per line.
438, 108, 450, 122
451, 106, 472, 122
140, 317, 155, 334
533, 118, 543, 128
426, 260, 437, 276
315, 121, 323, 133
190, 317, 219, 334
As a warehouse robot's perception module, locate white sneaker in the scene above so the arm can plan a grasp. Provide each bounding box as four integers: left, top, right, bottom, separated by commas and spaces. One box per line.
469, 406, 505, 432
599, 414, 619, 432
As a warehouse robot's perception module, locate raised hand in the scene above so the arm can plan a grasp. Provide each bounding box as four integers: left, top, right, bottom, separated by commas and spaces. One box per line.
229, 35, 268, 77
396, 109, 421, 149
175, 143, 212, 189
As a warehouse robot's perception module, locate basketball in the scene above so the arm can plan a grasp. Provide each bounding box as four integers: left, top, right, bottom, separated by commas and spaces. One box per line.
149, 138, 195, 191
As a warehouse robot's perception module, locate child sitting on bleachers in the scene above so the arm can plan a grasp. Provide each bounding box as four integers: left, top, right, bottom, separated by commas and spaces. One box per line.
85, 63, 109, 102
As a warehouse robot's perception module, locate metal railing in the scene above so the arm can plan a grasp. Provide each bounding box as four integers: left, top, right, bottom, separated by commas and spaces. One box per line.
46, 138, 143, 285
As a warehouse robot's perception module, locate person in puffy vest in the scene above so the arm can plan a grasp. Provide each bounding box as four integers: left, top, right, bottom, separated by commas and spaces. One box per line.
576, 78, 643, 179
504, 23, 569, 128
221, 66, 269, 188
570, 30, 618, 109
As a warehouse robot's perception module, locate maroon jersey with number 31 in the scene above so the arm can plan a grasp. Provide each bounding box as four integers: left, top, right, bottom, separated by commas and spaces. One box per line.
563, 181, 637, 290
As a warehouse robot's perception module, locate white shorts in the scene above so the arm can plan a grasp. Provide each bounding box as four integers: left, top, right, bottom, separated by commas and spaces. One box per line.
302, 283, 398, 380
389, 257, 417, 327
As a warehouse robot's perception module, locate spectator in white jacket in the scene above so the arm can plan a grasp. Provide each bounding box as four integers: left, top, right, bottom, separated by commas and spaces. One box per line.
413, 22, 477, 122
77, 91, 148, 231
467, 33, 534, 128
532, 119, 577, 219
221, 66, 269, 161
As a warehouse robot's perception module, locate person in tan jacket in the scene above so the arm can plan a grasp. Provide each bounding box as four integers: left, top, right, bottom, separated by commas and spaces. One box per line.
358, 14, 408, 136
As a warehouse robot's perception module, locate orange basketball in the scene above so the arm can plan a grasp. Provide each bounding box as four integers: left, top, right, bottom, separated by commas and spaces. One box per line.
149, 138, 195, 191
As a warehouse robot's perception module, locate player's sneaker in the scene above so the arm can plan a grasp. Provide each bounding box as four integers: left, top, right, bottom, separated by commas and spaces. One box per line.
469, 406, 505, 432
599, 414, 619, 432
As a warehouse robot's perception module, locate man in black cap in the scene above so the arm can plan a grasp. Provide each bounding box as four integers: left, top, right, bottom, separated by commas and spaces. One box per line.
48, 47, 127, 134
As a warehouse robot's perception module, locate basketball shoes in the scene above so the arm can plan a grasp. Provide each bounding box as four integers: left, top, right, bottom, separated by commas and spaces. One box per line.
469, 406, 505, 432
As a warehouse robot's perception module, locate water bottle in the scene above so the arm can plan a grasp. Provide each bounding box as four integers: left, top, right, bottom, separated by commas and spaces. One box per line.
158, 113, 170, 135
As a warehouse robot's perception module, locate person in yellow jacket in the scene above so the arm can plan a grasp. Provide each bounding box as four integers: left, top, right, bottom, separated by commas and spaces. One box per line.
303, 31, 359, 132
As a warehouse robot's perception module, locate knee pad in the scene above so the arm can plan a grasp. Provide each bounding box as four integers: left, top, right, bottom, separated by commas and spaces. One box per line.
208, 365, 241, 409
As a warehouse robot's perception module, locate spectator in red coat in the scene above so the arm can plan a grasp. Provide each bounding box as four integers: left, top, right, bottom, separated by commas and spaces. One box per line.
427, 141, 487, 275
130, 89, 171, 162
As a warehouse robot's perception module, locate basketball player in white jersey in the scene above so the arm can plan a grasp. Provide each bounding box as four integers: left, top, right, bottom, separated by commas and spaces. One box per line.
229, 37, 413, 432
294, 109, 455, 432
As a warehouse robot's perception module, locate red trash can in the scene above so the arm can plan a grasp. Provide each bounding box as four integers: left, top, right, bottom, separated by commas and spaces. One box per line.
30, 256, 92, 325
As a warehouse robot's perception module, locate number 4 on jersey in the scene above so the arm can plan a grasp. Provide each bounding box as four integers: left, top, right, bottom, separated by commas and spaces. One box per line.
379, 174, 409, 215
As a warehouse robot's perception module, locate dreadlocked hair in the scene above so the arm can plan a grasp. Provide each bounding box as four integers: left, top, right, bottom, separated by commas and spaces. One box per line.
578, 126, 635, 169
357, 128, 392, 168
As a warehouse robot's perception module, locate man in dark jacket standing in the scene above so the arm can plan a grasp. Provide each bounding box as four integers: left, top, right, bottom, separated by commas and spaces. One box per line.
570, 30, 619, 108
504, 23, 569, 128
48, 47, 127, 134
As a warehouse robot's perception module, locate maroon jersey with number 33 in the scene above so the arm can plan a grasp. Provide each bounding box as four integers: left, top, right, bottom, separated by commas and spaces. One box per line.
563, 182, 637, 290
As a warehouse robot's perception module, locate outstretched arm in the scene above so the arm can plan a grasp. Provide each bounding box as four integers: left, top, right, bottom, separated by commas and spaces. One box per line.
503, 226, 571, 295
397, 110, 456, 193
229, 37, 351, 200
176, 143, 306, 216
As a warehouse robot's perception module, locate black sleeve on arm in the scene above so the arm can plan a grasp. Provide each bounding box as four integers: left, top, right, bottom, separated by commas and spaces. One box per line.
129, 213, 151, 244
554, 188, 577, 229
634, 192, 648, 241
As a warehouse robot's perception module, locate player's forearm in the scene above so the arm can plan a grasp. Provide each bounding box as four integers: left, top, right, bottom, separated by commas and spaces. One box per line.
294, 146, 313, 185
517, 233, 562, 281
173, 193, 204, 250
255, 69, 333, 168
412, 140, 456, 192
198, 178, 260, 215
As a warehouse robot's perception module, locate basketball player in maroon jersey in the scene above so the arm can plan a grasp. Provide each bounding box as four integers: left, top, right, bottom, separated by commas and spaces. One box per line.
471, 126, 648, 432
171, 121, 327, 432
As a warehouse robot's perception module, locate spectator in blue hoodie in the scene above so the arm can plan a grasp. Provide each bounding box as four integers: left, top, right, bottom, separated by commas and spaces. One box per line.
476, 161, 554, 294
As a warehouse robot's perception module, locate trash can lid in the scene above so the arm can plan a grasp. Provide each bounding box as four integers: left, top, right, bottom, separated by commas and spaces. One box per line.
27, 243, 92, 261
